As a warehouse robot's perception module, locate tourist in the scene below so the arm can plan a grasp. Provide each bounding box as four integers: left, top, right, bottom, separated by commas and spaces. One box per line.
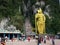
19, 37, 21, 40
44, 35, 47, 44
5, 36, 8, 42
27, 36, 30, 42
1, 38, 5, 45
38, 37, 41, 45
52, 36, 55, 45
44, 37, 46, 44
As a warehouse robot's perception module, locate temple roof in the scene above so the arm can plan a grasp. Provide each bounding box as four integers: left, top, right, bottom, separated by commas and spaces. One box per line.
0, 29, 21, 34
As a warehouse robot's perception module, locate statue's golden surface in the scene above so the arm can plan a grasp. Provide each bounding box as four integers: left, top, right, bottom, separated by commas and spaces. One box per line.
35, 8, 46, 34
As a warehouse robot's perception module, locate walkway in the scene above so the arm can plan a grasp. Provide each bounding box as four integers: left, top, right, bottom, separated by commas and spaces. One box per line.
0, 39, 60, 45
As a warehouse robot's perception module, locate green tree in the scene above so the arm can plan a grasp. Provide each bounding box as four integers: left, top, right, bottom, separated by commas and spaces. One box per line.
0, 0, 25, 32
45, 0, 59, 34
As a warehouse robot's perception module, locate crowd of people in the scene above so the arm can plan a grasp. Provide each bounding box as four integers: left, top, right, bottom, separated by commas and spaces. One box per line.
0, 35, 56, 45
38, 35, 55, 45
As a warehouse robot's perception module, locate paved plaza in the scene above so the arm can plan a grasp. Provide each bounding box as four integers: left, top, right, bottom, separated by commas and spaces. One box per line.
0, 39, 60, 45
6, 39, 37, 45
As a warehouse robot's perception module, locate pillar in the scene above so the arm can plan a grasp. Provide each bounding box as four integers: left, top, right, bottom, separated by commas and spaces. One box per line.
13, 34, 15, 38
17, 34, 20, 39
8, 34, 10, 39
4, 33, 5, 38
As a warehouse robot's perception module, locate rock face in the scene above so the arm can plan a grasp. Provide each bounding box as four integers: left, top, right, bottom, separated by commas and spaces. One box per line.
0, 18, 20, 32
0, 18, 9, 30
24, 18, 32, 36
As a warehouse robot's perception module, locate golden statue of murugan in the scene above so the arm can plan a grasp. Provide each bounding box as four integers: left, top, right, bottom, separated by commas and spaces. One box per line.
35, 8, 46, 34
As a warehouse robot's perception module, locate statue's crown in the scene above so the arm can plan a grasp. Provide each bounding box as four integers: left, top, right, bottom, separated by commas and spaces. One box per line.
37, 8, 42, 13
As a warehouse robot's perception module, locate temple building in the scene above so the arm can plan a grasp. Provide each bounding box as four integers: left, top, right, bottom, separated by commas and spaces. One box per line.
0, 29, 21, 39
